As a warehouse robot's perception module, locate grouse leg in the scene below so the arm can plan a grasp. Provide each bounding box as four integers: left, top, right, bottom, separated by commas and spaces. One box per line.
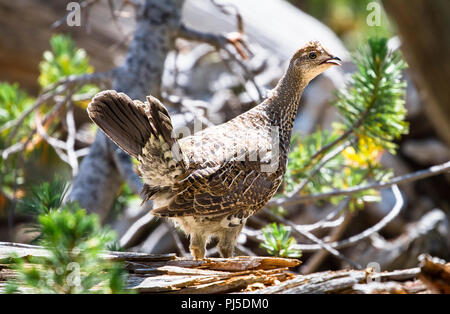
189, 232, 207, 259
217, 224, 244, 258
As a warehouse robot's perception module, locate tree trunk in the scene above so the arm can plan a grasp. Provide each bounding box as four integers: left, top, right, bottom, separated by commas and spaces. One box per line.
382, 0, 450, 145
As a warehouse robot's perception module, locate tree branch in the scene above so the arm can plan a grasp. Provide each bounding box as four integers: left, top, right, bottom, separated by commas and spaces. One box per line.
263, 205, 362, 269
292, 184, 404, 251
285, 141, 351, 199
270, 161, 450, 207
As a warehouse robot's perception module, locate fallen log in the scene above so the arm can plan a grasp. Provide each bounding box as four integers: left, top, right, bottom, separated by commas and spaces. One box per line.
0, 242, 443, 294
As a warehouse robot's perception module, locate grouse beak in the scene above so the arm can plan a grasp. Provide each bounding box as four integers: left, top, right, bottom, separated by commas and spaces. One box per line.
321, 56, 342, 66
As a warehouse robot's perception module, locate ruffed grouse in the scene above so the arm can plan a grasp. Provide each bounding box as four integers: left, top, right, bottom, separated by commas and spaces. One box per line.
87, 41, 341, 259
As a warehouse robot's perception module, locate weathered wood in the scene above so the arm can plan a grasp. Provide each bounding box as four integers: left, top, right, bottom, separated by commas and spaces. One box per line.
129, 267, 294, 293
0, 241, 176, 262
242, 267, 423, 294
0, 242, 438, 294
418, 254, 450, 294
167, 272, 292, 294
124, 256, 300, 272
0, 242, 300, 293
106, 251, 177, 262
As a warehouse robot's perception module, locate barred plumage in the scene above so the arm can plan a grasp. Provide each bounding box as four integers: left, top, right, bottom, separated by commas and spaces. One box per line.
87, 41, 341, 259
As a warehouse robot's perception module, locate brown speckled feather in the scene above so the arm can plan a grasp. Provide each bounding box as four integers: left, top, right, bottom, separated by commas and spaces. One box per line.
87, 41, 340, 259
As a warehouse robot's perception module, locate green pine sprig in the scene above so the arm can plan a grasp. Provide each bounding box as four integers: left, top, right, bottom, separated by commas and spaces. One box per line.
5, 179, 131, 294
260, 223, 302, 258
334, 37, 408, 153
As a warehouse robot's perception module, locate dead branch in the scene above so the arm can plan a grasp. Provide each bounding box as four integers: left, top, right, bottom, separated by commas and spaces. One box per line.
269, 161, 450, 207
178, 24, 263, 101
65, 103, 79, 176
248, 185, 404, 257
293, 184, 404, 251
285, 142, 351, 199
264, 207, 361, 269
301, 209, 355, 274
119, 212, 157, 249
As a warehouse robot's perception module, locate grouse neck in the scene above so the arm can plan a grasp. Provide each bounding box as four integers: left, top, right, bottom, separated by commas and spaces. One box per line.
263, 68, 308, 142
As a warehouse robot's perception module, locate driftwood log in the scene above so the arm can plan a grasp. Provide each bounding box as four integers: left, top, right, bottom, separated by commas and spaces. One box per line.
1, 242, 446, 294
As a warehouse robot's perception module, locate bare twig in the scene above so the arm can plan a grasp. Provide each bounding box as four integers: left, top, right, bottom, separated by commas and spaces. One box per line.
65, 103, 79, 176
298, 199, 348, 232
270, 161, 450, 207
178, 24, 251, 60
210, 0, 244, 33
178, 24, 262, 102
263, 207, 361, 269
292, 184, 404, 251
248, 184, 404, 255
285, 142, 351, 199
2, 90, 75, 161
236, 244, 257, 257
107, 0, 125, 36
42, 70, 114, 94
3, 89, 61, 147
35, 116, 67, 150
75, 147, 90, 158
301, 207, 355, 274
2, 70, 111, 159
119, 212, 156, 249
220, 45, 264, 102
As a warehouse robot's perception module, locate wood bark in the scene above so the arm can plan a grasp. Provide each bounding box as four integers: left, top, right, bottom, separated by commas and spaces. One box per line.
0, 242, 437, 294
381, 0, 450, 145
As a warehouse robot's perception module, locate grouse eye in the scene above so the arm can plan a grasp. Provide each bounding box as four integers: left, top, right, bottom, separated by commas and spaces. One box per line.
309, 52, 317, 59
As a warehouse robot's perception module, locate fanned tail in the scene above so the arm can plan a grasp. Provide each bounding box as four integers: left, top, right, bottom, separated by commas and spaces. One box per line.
87, 90, 186, 202
87, 90, 152, 158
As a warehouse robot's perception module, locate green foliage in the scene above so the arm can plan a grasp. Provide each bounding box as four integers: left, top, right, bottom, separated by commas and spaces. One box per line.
0, 82, 34, 138
19, 178, 68, 216
335, 37, 408, 153
290, 0, 393, 49
5, 179, 130, 294
260, 223, 302, 258
38, 34, 96, 94
0, 83, 35, 195
106, 240, 125, 252
1, 34, 100, 202
286, 128, 340, 180
283, 37, 406, 209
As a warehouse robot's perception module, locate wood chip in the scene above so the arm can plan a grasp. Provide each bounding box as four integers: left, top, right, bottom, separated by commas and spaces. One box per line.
418, 254, 450, 294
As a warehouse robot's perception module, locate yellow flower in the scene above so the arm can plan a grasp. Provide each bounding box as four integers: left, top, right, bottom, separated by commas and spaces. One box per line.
342, 136, 384, 167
